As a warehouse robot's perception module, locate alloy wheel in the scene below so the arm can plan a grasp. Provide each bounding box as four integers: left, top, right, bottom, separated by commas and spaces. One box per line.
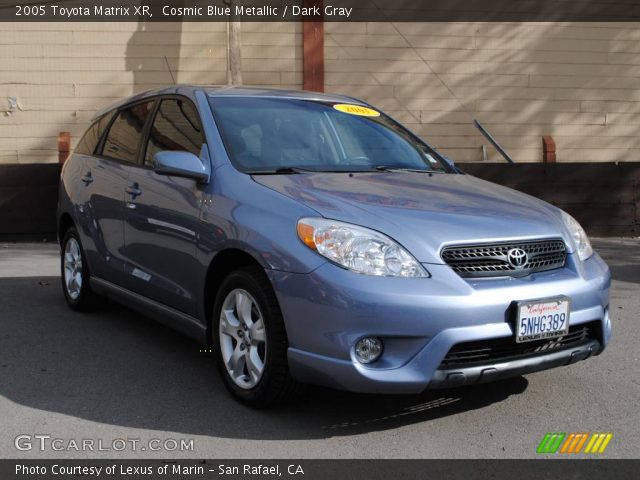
219, 288, 267, 389
63, 237, 83, 300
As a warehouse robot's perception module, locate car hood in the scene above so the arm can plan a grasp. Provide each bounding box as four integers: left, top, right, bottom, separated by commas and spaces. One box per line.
253, 172, 572, 264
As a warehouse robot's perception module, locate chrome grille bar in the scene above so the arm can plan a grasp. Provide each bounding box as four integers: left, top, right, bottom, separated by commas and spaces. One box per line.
441, 239, 567, 278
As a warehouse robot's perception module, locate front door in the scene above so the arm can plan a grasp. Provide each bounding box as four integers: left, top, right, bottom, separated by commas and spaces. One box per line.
123, 97, 207, 316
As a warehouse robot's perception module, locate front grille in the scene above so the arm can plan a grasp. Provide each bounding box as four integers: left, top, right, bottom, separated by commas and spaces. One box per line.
441, 239, 566, 278
439, 321, 599, 369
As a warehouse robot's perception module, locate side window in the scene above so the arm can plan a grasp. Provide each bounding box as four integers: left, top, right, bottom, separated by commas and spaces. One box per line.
101, 101, 154, 163
75, 111, 114, 155
144, 98, 204, 167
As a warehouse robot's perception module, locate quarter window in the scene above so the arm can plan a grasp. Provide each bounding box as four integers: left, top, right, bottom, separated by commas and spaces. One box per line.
101, 101, 154, 163
144, 98, 204, 167
75, 111, 114, 155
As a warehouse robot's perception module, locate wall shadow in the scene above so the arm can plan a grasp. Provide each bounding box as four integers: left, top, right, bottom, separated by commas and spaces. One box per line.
0, 275, 528, 441
126, 15, 184, 94
4, 17, 184, 165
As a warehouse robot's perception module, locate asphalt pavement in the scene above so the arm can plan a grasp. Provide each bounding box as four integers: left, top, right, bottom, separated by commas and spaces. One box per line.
0, 239, 638, 459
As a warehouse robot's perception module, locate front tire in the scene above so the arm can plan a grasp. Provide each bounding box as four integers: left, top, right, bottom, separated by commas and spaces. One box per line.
212, 266, 296, 407
61, 227, 100, 311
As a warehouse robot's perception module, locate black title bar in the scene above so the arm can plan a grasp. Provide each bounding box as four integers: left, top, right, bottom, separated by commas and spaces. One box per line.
2, 459, 639, 480
3, 0, 640, 22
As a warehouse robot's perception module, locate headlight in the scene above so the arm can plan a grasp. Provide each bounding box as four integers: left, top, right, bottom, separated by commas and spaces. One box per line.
561, 211, 593, 261
296, 218, 428, 277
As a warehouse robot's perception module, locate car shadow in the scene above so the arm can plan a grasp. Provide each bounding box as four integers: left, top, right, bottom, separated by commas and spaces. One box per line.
0, 276, 528, 440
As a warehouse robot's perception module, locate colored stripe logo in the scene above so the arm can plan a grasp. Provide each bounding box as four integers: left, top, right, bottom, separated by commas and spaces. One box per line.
537, 433, 612, 454
584, 433, 613, 453
537, 433, 565, 453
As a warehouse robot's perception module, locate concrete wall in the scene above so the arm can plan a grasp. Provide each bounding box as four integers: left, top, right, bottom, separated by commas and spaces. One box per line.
0, 21, 302, 164
324, 22, 640, 163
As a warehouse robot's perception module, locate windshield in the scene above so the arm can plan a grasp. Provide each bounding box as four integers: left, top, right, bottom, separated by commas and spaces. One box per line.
209, 97, 450, 173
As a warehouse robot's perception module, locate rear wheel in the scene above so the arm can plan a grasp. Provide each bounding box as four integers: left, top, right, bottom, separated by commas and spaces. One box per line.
61, 227, 100, 311
212, 266, 296, 407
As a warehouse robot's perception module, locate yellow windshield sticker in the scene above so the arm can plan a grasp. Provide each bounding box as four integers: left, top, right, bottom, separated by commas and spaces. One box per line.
333, 104, 380, 117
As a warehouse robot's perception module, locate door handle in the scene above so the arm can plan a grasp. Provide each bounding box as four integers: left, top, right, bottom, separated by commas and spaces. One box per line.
80, 172, 93, 185
126, 183, 142, 197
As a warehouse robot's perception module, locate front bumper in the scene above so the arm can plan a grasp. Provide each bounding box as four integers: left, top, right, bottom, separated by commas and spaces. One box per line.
429, 338, 601, 389
269, 252, 611, 394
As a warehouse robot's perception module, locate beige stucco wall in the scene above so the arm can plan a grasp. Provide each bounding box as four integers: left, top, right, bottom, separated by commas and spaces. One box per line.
325, 22, 640, 163
0, 22, 302, 164
3, 21, 640, 164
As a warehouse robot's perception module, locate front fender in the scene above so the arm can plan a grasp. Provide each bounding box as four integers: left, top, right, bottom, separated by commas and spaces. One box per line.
197, 165, 327, 274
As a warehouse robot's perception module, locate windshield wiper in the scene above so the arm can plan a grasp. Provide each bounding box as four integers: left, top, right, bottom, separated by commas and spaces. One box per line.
248, 167, 315, 175
373, 165, 438, 173
275, 167, 317, 174
250, 166, 443, 175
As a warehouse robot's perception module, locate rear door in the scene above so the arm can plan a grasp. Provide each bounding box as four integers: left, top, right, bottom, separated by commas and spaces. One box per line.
71, 111, 113, 275
82, 100, 155, 285
122, 96, 207, 316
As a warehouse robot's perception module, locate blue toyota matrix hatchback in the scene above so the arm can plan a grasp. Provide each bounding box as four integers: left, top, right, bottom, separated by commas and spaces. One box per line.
57, 86, 611, 406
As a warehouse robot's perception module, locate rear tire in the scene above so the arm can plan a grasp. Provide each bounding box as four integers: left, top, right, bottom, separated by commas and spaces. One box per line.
212, 266, 296, 407
60, 227, 100, 311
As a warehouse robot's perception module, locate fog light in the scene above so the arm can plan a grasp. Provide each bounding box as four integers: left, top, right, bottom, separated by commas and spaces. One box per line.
355, 337, 383, 364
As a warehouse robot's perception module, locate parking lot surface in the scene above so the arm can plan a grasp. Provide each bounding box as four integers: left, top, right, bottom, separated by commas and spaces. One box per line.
0, 239, 638, 458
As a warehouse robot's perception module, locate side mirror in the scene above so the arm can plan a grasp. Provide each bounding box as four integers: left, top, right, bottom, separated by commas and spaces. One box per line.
153, 151, 208, 183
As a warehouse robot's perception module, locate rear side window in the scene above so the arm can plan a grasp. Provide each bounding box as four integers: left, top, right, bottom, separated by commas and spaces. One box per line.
144, 98, 203, 166
75, 112, 114, 155
101, 100, 154, 163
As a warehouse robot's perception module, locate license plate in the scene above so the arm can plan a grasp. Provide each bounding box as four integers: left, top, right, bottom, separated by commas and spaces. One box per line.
515, 296, 570, 343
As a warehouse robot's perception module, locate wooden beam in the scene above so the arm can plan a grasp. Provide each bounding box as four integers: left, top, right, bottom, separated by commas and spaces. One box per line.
303, 0, 324, 92
58, 131, 70, 164
228, 19, 242, 85
542, 135, 556, 163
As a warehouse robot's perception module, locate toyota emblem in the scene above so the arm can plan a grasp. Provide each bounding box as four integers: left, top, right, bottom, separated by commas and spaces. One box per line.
507, 248, 528, 269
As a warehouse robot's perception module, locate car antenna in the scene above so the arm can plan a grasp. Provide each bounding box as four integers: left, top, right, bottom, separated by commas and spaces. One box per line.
164, 56, 177, 85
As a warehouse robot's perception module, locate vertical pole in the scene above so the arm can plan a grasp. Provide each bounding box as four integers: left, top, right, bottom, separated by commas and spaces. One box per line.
303, 0, 324, 92
58, 132, 70, 164
542, 135, 556, 163
228, 21, 242, 85
227, 0, 242, 86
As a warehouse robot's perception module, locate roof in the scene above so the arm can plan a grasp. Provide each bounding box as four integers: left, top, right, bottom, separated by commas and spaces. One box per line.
93, 85, 365, 120
204, 86, 362, 104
